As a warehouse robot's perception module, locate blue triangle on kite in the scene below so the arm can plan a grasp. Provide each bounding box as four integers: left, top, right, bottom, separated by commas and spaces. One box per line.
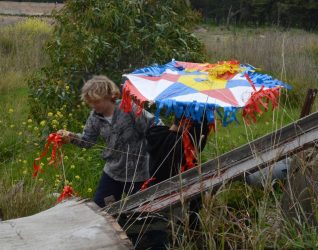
154, 82, 198, 101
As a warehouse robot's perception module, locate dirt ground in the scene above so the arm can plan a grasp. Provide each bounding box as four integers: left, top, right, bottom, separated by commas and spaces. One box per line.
0, 1, 63, 26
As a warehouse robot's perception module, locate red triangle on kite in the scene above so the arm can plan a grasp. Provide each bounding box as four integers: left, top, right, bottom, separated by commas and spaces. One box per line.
201, 88, 239, 106
136, 73, 180, 82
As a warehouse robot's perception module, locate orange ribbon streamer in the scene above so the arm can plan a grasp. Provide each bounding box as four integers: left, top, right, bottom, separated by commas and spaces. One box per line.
181, 132, 196, 172
244, 73, 257, 91
57, 185, 74, 203
32, 133, 77, 202
120, 80, 145, 116
33, 133, 63, 177
243, 73, 281, 124
120, 83, 133, 113
243, 86, 281, 124
141, 177, 157, 191
180, 120, 196, 172
181, 120, 215, 172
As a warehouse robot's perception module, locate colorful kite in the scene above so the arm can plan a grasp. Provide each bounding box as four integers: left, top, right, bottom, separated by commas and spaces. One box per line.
120, 60, 291, 125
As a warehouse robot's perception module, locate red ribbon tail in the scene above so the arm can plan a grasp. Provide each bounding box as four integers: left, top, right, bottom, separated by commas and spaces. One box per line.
135, 101, 144, 116
243, 87, 281, 124
120, 82, 133, 113
33, 161, 41, 177
35, 141, 51, 161
180, 119, 196, 173
57, 185, 74, 203
49, 143, 57, 165
141, 177, 157, 191
33, 133, 63, 176
244, 73, 256, 91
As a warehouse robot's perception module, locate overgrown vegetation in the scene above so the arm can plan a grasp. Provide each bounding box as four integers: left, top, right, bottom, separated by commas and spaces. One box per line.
0, 18, 51, 76
0, 18, 103, 219
169, 167, 318, 249
28, 0, 206, 130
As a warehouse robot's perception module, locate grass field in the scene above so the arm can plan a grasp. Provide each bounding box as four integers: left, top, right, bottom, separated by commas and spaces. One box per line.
0, 18, 318, 248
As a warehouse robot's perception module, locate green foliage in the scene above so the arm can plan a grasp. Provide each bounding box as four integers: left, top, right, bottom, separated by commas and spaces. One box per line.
28, 0, 206, 130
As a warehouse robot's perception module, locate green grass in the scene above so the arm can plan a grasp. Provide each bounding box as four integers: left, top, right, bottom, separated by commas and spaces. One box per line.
0, 18, 101, 219
202, 101, 300, 163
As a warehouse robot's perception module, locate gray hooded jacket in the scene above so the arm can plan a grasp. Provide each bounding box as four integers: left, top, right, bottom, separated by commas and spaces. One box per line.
71, 103, 157, 182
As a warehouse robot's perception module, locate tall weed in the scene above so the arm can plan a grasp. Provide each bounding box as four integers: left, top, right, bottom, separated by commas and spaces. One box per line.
0, 18, 51, 75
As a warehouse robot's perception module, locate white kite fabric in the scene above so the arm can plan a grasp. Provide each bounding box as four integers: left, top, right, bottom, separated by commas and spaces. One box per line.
120, 60, 291, 125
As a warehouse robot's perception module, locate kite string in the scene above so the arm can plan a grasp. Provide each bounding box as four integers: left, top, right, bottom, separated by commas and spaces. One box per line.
56, 147, 74, 203
56, 136, 148, 157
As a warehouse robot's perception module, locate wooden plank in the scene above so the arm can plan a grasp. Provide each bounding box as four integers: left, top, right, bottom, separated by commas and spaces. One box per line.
105, 111, 318, 215
0, 199, 132, 250
132, 127, 318, 213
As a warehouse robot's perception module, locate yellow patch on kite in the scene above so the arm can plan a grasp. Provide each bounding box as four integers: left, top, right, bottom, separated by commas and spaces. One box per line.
178, 74, 227, 91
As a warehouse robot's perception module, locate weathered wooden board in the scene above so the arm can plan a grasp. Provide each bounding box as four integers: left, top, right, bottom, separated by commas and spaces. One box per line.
132, 127, 318, 213
0, 199, 132, 250
105, 111, 318, 215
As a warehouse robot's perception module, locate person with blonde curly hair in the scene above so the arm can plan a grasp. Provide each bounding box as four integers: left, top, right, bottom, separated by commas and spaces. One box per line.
58, 75, 159, 207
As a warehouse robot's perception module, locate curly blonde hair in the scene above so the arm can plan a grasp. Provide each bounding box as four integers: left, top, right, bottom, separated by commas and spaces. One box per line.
81, 75, 120, 102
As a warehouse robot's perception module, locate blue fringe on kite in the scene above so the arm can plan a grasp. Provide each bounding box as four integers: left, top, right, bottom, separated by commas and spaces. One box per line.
124, 60, 292, 127
153, 99, 240, 126
242, 65, 292, 90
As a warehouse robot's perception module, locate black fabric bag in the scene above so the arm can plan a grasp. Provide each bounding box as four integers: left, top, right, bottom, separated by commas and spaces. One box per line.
146, 125, 183, 184
146, 119, 210, 185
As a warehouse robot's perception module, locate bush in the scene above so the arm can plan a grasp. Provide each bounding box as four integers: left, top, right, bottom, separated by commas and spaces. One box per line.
28, 0, 206, 130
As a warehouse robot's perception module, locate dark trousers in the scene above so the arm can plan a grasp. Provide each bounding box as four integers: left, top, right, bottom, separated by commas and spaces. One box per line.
94, 171, 144, 208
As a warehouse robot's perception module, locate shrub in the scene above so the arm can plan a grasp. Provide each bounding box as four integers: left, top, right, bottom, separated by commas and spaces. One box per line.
28, 0, 206, 130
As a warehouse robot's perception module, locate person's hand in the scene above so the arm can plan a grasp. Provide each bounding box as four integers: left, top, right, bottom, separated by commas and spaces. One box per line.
57, 129, 74, 144
169, 124, 179, 132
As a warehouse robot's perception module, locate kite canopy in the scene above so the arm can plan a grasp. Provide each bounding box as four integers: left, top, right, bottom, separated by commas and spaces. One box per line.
120, 59, 291, 126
